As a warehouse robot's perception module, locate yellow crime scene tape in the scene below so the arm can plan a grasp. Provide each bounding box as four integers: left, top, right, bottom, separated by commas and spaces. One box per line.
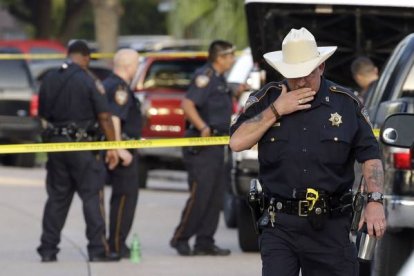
0, 128, 380, 154
0, 50, 242, 60
0, 136, 230, 154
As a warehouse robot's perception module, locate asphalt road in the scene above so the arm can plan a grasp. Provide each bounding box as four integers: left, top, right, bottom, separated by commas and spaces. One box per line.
0, 165, 260, 276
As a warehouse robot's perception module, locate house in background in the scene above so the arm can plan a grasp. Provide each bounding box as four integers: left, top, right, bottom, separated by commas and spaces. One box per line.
0, 7, 26, 40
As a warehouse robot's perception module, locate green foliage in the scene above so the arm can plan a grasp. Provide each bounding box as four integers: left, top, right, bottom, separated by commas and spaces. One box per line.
167, 0, 248, 49
120, 0, 167, 35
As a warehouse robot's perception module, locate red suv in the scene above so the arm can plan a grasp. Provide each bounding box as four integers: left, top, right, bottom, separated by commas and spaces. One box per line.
132, 52, 207, 187
0, 40, 66, 56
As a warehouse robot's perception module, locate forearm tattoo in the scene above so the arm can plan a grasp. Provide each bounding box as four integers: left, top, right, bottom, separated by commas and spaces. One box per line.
246, 112, 263, 124
365, 161, 384, 191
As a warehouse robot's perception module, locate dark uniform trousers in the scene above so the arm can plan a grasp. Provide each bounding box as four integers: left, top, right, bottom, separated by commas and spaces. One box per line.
260, 213, 358, 276
37, 146, 108, 257
108, 150, 139, 254
172, 145, 225, 247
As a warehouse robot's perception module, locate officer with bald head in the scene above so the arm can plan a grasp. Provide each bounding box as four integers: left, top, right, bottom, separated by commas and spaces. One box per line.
103, 48, 142, 258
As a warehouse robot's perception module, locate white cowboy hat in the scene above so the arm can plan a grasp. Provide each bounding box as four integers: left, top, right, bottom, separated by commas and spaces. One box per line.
263, 27, 337, 78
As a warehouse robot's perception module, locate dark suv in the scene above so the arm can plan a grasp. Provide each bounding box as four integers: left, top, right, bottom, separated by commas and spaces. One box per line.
0, 48, 41, 167
228, 3, 414, 274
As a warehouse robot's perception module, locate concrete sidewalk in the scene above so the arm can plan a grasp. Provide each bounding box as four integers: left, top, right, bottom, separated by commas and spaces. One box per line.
0, 167, 260, 276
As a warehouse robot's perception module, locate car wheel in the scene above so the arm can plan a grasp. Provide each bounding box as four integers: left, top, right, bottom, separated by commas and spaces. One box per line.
237, 198, 259, 252
223, 191, 237, 228
137, 159, 148, 189
373, 229, 414, 276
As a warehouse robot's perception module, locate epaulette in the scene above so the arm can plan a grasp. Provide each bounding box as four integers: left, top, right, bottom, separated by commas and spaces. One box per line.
243, 81, 282, 112
329, 84, 362, 107
329, 84, 372, 127
202, 67, 214, 78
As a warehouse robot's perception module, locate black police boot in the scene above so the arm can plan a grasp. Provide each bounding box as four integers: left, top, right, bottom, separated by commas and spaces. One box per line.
89, 252, 121, 262
193, 245, 231, 256
120, 247, 131, 259
41, 255, 57, 262
170, 239, 193, 256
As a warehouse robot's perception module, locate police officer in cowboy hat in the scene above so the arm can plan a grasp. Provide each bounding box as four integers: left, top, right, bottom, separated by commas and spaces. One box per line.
230, 27, 386, 275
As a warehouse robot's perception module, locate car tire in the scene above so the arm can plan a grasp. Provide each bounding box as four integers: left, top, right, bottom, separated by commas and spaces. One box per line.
2, 153, 36, 168
223, 191, 237, 228
138, 159, 148, 189
237, 198, 259, 252
373, 229, 414, 276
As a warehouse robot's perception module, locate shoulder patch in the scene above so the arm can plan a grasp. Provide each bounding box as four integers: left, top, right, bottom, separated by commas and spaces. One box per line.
95, 80, 105, 95
243, 95, 259, 113
361, 107, 373, 128
195, 75, 210, 88
242, 82, 282, 113
231, 113, 240, 126
114, 86, 128, 106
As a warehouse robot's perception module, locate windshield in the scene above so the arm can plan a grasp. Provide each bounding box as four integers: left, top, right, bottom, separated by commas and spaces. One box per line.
143, 59, 206, 90
0, 60, 33, 89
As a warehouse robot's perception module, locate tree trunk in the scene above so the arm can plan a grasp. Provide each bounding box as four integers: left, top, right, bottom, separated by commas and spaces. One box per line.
89, 0, 122, 55
58, 1, 90, 44
35, 0, 52, 38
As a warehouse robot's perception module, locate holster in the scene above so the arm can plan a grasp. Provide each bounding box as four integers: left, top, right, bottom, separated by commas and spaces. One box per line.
307, 199, 328, 230
247, 179, 264, 234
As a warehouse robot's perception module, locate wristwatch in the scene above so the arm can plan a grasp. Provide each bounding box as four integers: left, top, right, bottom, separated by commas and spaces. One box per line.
367, 192, 384, 204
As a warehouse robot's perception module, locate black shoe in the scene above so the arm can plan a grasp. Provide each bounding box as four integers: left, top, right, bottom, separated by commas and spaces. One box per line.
193, 245, 231, 256
170, 239, 193, 256
89, 252, 120, 262
120, 247, 130, 259
41, 255, 57, 262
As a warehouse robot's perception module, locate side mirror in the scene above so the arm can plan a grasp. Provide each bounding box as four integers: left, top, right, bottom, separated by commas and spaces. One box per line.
380, 113, 414, 148
375, 99, 408, 127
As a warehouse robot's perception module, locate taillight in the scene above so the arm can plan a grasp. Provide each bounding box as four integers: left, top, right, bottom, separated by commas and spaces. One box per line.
393, 150, 412, 170
30, 94, 39, 117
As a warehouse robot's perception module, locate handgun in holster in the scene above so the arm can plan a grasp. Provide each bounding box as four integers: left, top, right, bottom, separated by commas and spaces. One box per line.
247, 179, 264, 234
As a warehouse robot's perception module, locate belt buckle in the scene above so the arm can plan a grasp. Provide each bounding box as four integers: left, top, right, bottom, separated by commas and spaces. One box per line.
298, 200, 309, 216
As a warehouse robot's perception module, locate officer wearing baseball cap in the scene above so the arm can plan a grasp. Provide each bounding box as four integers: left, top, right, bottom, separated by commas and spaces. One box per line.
37, 39, 120, 262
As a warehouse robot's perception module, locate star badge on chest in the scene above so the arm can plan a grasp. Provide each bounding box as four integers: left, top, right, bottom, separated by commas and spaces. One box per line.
329, 112, 342, 127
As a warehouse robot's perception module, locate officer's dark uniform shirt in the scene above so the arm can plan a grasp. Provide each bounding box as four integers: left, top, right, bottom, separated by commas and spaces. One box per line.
186, 63, 232, 135
102, 73, 142, 139
39, 62, 109, 125
230, 78, 380, 198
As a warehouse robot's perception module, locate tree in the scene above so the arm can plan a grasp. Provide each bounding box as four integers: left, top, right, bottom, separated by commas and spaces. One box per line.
120, 0, 166, 35
89, 0, 122, 54
167, 0, 248, 49
1, 0, 167, 52
1, 0, 90, 43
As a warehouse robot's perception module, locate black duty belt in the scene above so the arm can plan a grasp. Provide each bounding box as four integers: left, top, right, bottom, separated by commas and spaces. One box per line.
265, 188, 354, 218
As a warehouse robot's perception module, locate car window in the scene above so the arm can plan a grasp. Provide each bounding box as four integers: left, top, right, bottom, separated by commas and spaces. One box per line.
29, 47, 65, 63
0, 60, 32, 89
29, 47, 64, 54
143, 59, 206, 90
401, 64, 414, 97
